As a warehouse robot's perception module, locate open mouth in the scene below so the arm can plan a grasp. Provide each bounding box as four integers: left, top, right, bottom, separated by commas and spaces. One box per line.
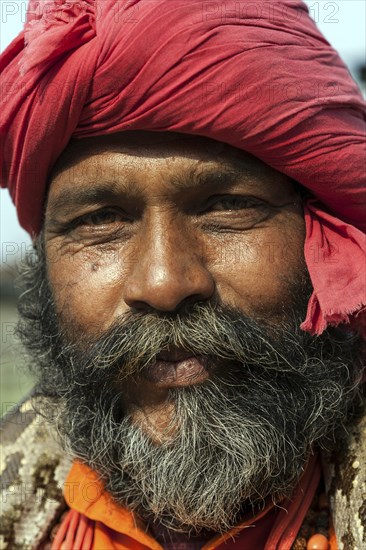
141, 346, 211, 387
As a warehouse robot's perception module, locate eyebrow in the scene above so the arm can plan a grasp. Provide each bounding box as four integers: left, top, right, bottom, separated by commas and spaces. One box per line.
46, 180, 138, 216
169, 165, 243, 190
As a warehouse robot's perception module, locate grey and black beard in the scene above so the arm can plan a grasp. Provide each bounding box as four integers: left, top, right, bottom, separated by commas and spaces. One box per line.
16, 236, 363, 535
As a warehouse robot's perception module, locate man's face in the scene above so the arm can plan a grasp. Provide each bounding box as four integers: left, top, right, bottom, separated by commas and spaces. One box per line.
44, 131, 306, 431
19, 132, 360, 534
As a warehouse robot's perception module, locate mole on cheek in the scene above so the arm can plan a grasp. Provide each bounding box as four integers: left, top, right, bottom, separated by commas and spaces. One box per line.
91, 263, 99, 272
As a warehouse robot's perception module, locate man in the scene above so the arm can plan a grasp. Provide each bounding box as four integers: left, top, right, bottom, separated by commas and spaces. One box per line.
1, 1, 365, 549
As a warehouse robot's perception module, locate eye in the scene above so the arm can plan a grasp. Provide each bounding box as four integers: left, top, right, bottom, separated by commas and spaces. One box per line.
204, 195, 261, 212
197, 194, 271, 232
77, 208, 125, 227
65, 207, 134, 242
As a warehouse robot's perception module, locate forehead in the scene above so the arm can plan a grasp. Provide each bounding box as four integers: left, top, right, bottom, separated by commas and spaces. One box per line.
52, 131, 262, 174
47, 130, 296, 202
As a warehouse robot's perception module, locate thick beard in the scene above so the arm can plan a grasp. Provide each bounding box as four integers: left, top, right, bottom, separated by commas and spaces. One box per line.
16, 236, 363, 535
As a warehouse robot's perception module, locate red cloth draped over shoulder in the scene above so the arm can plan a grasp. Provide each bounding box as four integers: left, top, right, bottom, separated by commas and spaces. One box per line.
1, 0, 365, 335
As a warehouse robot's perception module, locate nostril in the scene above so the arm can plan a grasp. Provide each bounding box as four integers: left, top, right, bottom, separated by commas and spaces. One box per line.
176, 293, 212, 312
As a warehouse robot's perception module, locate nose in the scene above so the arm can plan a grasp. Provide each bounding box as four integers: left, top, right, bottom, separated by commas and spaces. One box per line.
123, 217, 215, 312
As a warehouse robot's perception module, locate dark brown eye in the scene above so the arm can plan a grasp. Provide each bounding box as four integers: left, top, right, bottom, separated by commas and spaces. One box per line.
81, 209, 120, 226
207, 196, 260, 212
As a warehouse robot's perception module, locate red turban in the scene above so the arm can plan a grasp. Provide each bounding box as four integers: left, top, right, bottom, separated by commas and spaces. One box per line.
1, 0, 365, 335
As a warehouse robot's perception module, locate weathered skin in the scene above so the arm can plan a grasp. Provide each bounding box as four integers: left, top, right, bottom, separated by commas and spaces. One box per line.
44, 131, 306, 434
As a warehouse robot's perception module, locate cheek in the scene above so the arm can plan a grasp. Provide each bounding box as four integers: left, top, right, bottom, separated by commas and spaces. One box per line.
207, 221, 307, 315
46, 244, 130, 335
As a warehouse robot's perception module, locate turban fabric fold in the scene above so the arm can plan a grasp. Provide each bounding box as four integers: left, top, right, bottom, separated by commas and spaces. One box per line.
1, 0, 365, 335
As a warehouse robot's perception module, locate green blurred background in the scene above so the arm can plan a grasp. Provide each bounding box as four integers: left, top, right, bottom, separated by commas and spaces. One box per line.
1, 265, 35, 418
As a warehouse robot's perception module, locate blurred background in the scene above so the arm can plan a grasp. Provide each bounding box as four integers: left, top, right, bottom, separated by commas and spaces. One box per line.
1, 0, 365, 415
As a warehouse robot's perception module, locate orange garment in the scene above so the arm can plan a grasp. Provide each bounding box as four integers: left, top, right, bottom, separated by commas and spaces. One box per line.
53, 455, 329, 550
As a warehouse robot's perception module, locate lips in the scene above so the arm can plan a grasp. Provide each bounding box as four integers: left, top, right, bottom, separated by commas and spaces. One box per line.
141, 346, 210, 387
156, 347, 195, 362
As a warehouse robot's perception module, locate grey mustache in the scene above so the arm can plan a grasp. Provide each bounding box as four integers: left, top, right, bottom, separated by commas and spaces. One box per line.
76, 302, 308, 381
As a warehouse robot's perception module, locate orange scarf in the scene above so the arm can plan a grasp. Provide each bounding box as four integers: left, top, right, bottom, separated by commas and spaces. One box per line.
52, 456, 337, 549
